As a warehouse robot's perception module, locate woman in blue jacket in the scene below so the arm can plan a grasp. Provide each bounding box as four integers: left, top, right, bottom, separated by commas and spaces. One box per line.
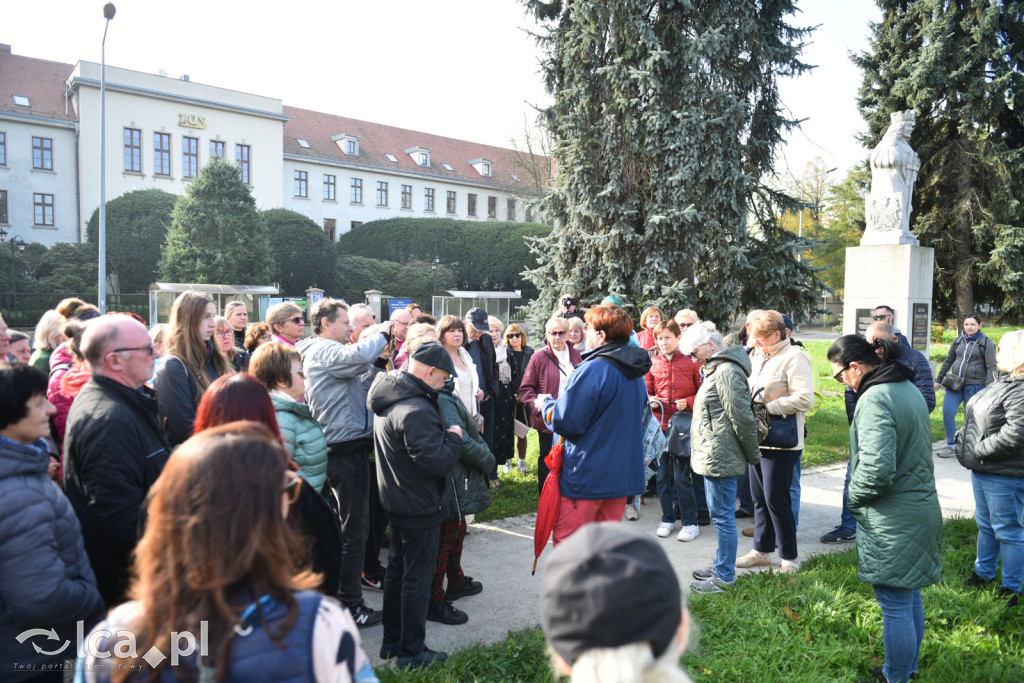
536, 304, 651, 545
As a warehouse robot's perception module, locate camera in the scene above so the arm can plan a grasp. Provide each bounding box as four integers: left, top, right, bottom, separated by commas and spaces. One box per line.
562, 296, 578, 308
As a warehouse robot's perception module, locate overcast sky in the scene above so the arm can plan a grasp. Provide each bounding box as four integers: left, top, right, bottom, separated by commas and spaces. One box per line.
7, 0, 880, 182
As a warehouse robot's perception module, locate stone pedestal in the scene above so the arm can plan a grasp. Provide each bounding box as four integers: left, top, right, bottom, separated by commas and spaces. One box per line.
843, 245, 934, 351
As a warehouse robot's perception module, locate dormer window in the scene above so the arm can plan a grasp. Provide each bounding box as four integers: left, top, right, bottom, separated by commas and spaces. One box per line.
331, 134, 360, 157
405, 147, 431, 167
468, 158, 494, 177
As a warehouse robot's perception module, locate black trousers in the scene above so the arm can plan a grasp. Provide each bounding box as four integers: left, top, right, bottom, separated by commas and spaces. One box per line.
326, 440, 371, 609
749, 449, 801, 561
363, 460, 388, 578
382, 523, 441, 656
537, 431, 554, 496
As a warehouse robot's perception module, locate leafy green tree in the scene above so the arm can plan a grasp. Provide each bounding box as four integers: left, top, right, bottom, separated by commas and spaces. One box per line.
336, 218, 549, 299
518, 0, 823, 328
158, 159, 274, 284
813, 163, 869, 299
86, 189, 177, 294
334, 255, 456, 306
855, 0, 1024, 321
263, 208, 336, 296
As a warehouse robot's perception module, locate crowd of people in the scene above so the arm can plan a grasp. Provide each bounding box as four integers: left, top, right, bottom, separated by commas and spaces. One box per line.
0, 292, 1019, 683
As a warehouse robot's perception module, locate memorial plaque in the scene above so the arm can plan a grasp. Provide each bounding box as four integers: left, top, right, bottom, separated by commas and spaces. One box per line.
912, 302, 929, 350
855, 308, 874, 337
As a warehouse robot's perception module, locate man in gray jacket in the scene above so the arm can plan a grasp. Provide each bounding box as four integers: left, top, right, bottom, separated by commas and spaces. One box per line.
297, 298, 392, 628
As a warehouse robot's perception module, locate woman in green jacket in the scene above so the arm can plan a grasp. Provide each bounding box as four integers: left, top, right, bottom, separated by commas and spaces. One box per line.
828, 335, 942, 683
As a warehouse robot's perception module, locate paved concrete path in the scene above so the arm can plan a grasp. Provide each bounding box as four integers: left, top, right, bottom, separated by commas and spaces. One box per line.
361, 442, 973, 665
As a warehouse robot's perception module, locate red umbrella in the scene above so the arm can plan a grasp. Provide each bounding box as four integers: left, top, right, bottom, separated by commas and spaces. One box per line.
532, 436, 564, 575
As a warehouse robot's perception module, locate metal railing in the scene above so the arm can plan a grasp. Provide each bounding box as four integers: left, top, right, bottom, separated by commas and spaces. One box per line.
0, 292, 149, 330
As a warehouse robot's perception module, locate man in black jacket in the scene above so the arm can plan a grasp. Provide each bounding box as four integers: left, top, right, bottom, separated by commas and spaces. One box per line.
464, 307, 498, 451
368, 342, 462, 669
64, 316, 171, 606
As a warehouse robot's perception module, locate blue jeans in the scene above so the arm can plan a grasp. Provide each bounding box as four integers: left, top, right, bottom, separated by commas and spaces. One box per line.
656, 452, 698, 526
704, 475, 739, 583
737, 469, 754, 512
839, 460, 857, 534
942, 383, 984, 445
972, 471, 1024, 594
872, 586, 924, 683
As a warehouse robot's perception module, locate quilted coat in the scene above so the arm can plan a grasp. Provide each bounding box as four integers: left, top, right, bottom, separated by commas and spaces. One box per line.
437, 377, 495, 518
271, 393, 329, 493
0, 437, 105, 674
955, 376, 1024, 478
690, 346, 760, 478
848, 362, 943, 589
644, 351, 703, 430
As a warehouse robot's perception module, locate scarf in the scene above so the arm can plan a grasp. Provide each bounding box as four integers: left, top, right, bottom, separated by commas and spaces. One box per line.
495, 342, 512, 385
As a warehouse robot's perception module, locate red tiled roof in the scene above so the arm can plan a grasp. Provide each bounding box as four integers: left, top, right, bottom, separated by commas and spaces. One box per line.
283, 105, 548, 192
0, 50, 76, 122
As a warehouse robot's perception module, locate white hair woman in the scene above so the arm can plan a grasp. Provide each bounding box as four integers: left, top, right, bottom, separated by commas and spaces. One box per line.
30, 309, 65, 372
956, 329, 1024, 608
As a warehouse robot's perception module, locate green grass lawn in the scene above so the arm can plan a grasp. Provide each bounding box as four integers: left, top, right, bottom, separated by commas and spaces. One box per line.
374, 519, 1022, 682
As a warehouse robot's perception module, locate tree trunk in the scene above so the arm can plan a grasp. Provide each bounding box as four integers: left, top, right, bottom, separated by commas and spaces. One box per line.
952, 133, 975, 332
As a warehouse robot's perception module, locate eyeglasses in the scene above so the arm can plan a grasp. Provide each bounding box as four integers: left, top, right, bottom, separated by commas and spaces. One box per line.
283, 471, 302, 505
871, 315, 889, 321
110, 344, 155, 356
291, 368, 305, 379
287, 316, 304, 325
507, 333, 523, 339
833, 365, 850, 383
547, 330, 567, 337
215, 330, 233, 338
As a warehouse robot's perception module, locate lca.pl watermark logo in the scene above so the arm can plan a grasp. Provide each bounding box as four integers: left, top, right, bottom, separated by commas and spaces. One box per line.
15, 621, 209, 670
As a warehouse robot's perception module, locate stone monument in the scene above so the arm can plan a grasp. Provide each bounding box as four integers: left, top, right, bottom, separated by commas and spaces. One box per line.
843, 110, 935, 351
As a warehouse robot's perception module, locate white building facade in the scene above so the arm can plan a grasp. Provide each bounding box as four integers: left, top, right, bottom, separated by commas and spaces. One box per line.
0, 45, 544, 249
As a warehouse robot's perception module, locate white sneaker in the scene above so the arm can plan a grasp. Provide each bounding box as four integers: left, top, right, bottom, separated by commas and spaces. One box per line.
517, 459, 527, 474
677, 525, 699, 542
656, 522, 674, 538
624, 504, 639, 521
503, 462, 512, 474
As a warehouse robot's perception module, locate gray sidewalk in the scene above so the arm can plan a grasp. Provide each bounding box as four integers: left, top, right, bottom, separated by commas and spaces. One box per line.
360, 442, 973, 665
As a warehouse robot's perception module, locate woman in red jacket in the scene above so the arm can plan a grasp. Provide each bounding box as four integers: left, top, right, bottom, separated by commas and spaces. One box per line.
636, 307, 665, 352
645, 320, 707, 541
518, 317, 583, 495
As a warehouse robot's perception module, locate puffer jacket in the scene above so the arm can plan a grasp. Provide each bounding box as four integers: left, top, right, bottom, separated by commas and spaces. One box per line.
748, 338, 815, 451
848, 362, 943, 590
46, 343, 77, 448
368, 370, 462, 529
542, 343, 651, 500
0, 437, 105, 675
955, 376, 1024, 478
518, 344, 583, 433
844, 343, 936, 422
690, 346, 760, 478
645, 352, 703, 430
271, 393, 329, 493
937, 331, 998, 388
437, 377, 495, 518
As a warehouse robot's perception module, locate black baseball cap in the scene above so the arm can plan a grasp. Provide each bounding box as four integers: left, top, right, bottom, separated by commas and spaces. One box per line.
465, 307, 489, 332
408, 341, 456, 376
540, 522, 682, 666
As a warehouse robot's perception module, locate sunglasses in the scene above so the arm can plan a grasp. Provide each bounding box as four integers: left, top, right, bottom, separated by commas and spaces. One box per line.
283, 471, 302, 505
833, 365, 850, 383
287, 316, 304, 325
507, 333, 523, 339
872, 314, 889, 321
547, 330, 567, 337
679, 322, 694, 329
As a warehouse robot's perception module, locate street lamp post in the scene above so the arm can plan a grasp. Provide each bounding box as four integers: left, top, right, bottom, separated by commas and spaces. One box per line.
98, 2, 116, 313
0, 228, 26, 312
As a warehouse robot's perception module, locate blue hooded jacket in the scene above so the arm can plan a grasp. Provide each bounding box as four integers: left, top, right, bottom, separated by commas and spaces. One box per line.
542, 343, 651, 500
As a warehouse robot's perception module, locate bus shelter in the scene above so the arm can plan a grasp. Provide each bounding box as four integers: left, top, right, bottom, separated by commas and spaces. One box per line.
431, 290, 521, 324
148, 283, 279, 326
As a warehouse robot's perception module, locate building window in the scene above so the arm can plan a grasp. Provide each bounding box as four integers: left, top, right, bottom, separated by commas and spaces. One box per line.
33, 193, 54, 226
482, 161, 492, 176
0, 190, 7, 224
123, 128, 141, 172
0, 132, 7, 166
468, 193, 477, 217
417, 151, 429, 166
350, 178, 363, 204
376, 181, 388, 207
401, 185, 412, 209
507, 198, 516, 221
182, 136, 198, 178
424, 188, 435, 212
154, 132, 171, 176
294, 170, 308, 197
210, 140, 225, 159
487, 196, 497, 218
346, 139, 358, 155
323, 174, 336, 201
32, 137, 53, 170
236, 144, 251, 184
446, 191, 457, 214
351, 221, 363, 231
323, 218, 336, 242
